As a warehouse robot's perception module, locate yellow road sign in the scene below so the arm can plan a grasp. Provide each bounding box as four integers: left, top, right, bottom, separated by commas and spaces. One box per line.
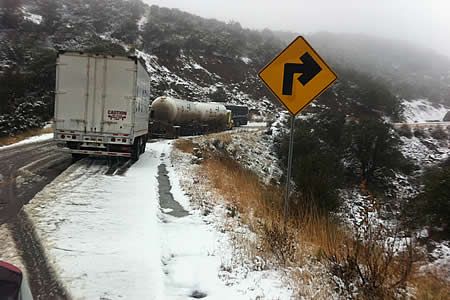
258, 36, 337, 116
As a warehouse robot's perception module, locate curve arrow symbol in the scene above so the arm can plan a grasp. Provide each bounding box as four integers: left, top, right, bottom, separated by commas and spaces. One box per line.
282, 52, 322, 95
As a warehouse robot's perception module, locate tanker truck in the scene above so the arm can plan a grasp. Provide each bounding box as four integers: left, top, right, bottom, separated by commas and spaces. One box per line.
149, 96, 233, 138
54, 51, 150, 161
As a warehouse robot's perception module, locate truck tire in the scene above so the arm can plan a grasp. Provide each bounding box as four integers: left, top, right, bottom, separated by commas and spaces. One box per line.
141, 140, 146, 154
71, 153, 86, 162
131, 137, 141, 161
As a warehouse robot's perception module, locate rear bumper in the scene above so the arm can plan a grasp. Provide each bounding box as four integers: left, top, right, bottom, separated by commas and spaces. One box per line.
54, 130, 134, 145
60, 148, 132, 158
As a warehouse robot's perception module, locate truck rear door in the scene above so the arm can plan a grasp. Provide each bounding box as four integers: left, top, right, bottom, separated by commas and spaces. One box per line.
101, 58, 136, 135
85, 57, 105, 133
55, 54, 89, 132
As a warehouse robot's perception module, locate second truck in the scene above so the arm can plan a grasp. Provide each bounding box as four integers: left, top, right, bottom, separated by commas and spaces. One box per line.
54, 51, 151, 161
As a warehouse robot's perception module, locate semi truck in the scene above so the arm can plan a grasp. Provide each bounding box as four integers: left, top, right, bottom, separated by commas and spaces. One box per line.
54, 51, 150, 161
224, 104, 249, 126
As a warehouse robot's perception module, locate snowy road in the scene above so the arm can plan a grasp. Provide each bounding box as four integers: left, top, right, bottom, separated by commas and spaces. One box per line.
24, 140, 249, 299
0, 138, 71, 224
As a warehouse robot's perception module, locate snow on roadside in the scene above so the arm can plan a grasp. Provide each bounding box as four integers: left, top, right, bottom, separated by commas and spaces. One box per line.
158, 152, 248, 299
0, 224, 25, 271
403, 99, 449, 122
0, 133, 53, 150
20, 138, 290, 299
170, 146, 293, 299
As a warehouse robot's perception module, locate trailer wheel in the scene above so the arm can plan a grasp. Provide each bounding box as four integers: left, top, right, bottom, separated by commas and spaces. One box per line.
131, 137, 141, 161
139, 137, 146, 154
141, 140, 147, 154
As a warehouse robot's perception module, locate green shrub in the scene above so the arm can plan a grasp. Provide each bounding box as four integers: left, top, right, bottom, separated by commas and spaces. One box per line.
406, 159, 450, 240
348, 119, 411, 185
278, 111, 346, 214
413, 127, 427, 138
430, 127, 448, 140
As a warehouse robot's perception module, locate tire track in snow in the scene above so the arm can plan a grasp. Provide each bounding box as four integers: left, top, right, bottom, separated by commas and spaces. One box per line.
157, 149, 246, 300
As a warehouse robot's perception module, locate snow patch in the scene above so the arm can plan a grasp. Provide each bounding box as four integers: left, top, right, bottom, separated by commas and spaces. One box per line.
240, 57, 252, 64
23, 11, 42, 25
137, 15, 148, 30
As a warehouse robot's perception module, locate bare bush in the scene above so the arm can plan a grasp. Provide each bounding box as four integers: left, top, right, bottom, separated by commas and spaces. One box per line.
324, 223, 417, 299
260, 220, 297, 266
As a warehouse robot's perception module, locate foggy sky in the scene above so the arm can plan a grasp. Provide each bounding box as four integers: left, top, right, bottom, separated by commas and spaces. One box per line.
145, 0, 450, 57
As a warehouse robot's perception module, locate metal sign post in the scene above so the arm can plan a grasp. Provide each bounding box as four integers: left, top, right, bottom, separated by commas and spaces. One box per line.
258, 36, 337, 221
284, 115, 295, 220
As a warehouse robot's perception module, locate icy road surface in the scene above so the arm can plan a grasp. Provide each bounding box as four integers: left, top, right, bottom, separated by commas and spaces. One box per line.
25, 140, 248, 299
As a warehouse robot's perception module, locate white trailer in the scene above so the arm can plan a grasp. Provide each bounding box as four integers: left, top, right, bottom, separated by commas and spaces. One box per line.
54, 51, 150, 161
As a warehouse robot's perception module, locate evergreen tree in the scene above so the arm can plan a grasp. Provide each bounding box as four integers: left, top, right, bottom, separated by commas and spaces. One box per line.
406, 159, 450, 239
0, 67, 25, 114
278, 111, 347, 214
0, 0, 22, 29
348, 119, 408, 186
38, 0, 61, 33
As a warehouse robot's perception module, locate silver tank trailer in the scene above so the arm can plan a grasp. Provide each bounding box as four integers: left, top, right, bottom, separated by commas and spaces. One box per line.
151, 96, 229, 125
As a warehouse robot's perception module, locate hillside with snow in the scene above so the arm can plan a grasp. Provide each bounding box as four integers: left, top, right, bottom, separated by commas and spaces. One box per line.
2, 0, 450, 137
403, 99, 450, 122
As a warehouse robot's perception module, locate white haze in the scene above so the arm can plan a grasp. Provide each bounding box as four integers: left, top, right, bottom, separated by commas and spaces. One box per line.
145, 0, 450, 58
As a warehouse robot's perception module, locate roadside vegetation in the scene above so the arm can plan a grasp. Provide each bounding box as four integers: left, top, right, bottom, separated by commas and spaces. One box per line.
174, 132, 448, 299
404, 158, 450, 241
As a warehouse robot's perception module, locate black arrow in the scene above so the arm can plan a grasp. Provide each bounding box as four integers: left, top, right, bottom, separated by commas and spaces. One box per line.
282, 52, 322, 95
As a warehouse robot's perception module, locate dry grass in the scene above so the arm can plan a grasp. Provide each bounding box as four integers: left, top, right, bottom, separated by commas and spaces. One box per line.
0, 127, 53, 146
202, 154, 281, 220
200, 149, 441, 299
174, 139, 197, 154
201, 151, 343, 263
411, 271, 450, 300
206, 132, 233, 144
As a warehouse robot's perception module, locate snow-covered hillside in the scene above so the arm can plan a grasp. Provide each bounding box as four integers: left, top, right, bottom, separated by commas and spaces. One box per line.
403, 99, 449, 122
